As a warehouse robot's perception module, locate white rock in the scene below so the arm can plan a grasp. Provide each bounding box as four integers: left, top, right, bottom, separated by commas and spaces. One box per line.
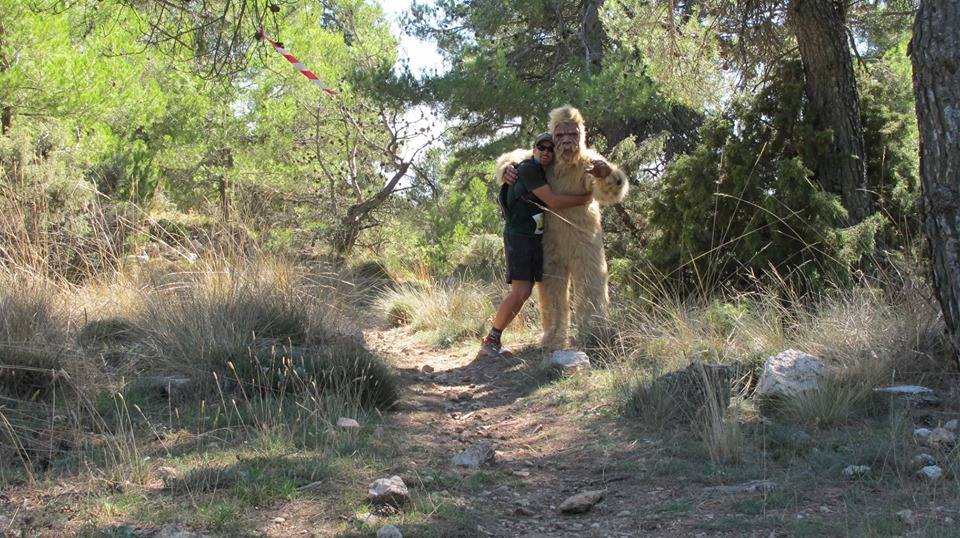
548, 350, 591, 370
704, 480, 778, 494
944, 419, 959, 432
377, 525, 403, 538
452, 442, 496, 468
843, 465, 871, 478
926, 427, 957, 448
355, 512, 380, 526
272, 517, 285, 524
876, 385, 934, 396
914, 428, 932, 441
896, 509, 916, 527
337, 417, 361, 429
558, 490, 604, 514
756, 349, 826, 399
911, 453, 937, 468
917, 465, 943, 481
367, 476, 410, 506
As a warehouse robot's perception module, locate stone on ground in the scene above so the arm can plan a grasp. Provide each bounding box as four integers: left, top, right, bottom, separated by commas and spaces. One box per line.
925, 427, 957, 448
875, 384, 940, 408
896, 509, 917, 527
452, 441, 496, 468
558, 490, 604, 514
944, 419, 958, 431
911, 453, 937, 469
652, 361, 736, 422
548, 350, 591, 370
917, 465, 943, 481
703, 480, 777, 494
367, 476, 410, 507
843, 465, 871, 478
756, 349, 826, 399
337, 417, 361, 429
377, 524, 403, 538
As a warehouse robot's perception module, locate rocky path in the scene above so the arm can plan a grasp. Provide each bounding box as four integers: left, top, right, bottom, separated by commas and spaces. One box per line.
364, 328, 694, 538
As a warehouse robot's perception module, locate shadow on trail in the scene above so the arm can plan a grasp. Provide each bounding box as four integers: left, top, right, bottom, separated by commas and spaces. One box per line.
369, 341, 662, 538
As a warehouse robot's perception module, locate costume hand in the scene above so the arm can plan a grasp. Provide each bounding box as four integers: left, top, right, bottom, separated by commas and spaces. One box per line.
503, 163, 519, 184
586, 159, 611, 178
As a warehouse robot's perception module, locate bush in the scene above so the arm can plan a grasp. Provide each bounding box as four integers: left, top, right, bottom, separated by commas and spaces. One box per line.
0, 281, 69, 398
646, 57, 917, 295
376, 281, 496, 346
135, 259, 397, 408
450, 233, 504, 281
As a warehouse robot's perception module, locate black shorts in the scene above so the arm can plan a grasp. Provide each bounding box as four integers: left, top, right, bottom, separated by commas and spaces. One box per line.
504, 233, 543, 283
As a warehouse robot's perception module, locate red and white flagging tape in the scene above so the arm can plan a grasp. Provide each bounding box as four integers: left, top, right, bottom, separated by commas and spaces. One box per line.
257, 29, 337, 96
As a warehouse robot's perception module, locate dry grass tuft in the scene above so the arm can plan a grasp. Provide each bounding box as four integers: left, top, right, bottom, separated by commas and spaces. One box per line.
376, 280, 511, 346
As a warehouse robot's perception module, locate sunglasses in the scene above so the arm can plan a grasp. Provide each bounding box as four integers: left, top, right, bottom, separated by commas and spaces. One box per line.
536, 144, 554, 152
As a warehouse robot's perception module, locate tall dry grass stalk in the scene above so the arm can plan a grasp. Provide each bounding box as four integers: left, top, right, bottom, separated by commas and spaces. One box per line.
375, 279, 522, 346
0, 252, 397, 485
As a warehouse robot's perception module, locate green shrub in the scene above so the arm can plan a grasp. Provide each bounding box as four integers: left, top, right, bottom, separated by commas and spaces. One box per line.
450, 233, 504, 281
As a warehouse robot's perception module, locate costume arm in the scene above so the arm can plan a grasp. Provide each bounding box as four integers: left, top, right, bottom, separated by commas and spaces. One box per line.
495, 148, 534, 185
583, 149, 629, 205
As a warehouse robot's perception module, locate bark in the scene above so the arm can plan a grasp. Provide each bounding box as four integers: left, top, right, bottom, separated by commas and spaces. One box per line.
789, 0, 872, 225
1, 106, 10, 135
580, 0, 605, 68
911, 1, 960, 369
1, 19, 10, 136
333, 161, 410, 256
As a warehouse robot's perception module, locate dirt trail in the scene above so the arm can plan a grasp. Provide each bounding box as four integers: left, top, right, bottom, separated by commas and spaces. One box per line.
364, 328, 700, 538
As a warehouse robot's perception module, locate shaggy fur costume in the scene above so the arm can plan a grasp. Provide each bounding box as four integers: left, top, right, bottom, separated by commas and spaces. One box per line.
495, 106, 628, 349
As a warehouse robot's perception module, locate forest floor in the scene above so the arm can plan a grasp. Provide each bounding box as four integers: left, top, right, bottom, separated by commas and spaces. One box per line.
350, 328, 960, 538
2, 324, 959, 537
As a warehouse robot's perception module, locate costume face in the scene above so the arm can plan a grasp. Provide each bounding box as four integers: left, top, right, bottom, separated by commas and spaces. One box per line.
534, 141, 554, 167
553, 121, 580, 162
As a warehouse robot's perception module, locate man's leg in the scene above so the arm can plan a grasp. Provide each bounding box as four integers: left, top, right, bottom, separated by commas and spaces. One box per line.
492, 280, 534, 330
481, 280, 534, 357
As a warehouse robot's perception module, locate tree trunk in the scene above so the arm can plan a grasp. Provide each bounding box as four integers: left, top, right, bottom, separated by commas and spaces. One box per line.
332, 161, 410, 256
580, 0, 605, 68
789, 0, 872, 225
0, 106, 10, 135
1, 19, 10, 136
911, 1, 960, 369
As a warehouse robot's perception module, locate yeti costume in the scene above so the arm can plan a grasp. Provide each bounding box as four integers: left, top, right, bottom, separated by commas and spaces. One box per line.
495, 106, 628, 349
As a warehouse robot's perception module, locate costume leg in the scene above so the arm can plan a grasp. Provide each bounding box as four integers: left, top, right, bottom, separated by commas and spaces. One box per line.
539, 268, 570, 350
571, 245, 610, 346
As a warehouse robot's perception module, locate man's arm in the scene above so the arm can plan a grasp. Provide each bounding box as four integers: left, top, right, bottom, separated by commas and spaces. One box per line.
530, 185, 592, 210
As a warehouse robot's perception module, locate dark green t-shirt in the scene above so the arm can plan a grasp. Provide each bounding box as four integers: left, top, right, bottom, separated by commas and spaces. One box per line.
504, 158, 547, 237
